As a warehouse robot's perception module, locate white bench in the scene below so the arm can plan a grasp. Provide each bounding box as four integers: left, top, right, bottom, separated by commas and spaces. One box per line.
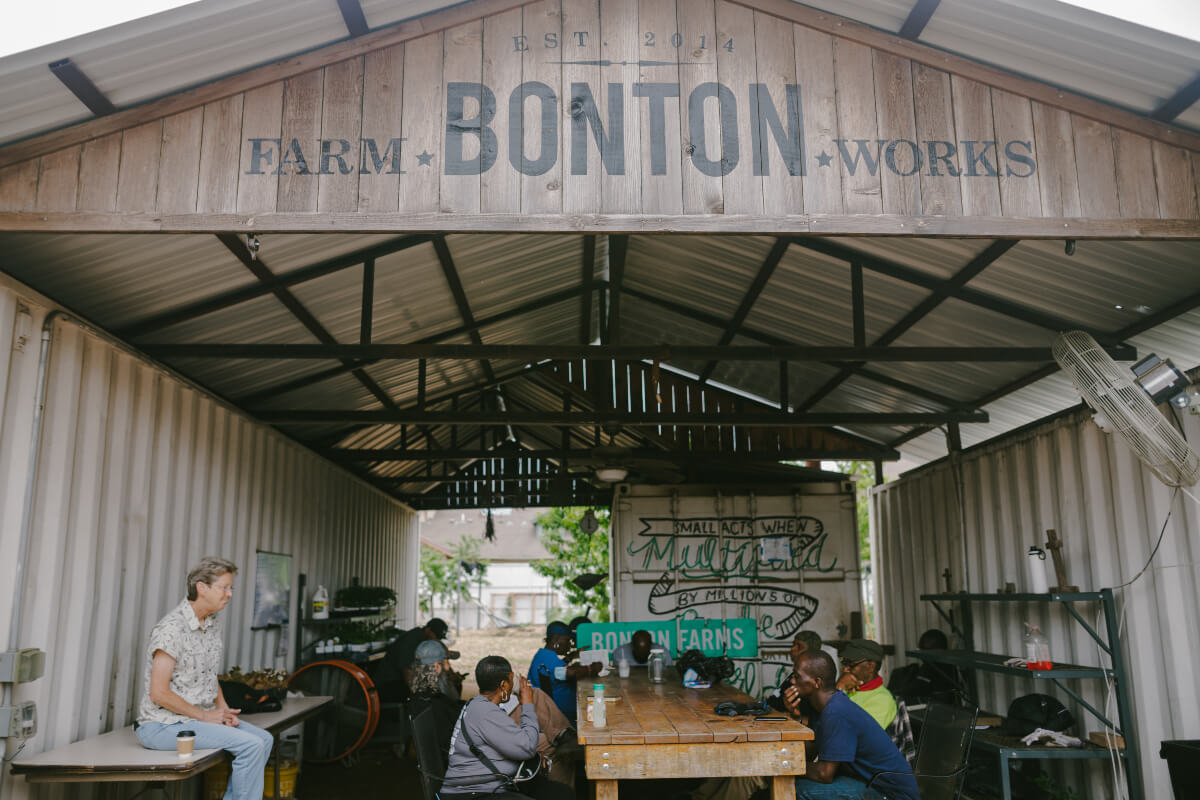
10, 696, 333, 795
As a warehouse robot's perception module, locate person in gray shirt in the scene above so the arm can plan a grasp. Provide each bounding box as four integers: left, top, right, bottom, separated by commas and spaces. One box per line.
440, 656, 573, 800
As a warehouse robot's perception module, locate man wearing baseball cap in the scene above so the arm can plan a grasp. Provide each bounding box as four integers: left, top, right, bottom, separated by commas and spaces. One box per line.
375, 618, 456, 703
837, 639, 897, 730
528, 620, 601, 723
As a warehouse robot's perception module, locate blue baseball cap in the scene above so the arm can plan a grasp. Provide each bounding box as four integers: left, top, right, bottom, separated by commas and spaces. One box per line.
546, 621, 571, 637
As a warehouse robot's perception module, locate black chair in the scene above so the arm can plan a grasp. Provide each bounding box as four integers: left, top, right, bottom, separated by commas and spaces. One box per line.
410, 706, 447, 800
868, 704, 978, 800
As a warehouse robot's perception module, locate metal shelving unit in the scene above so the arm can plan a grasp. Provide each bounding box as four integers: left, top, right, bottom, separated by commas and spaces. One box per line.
909, 589, 1141, 800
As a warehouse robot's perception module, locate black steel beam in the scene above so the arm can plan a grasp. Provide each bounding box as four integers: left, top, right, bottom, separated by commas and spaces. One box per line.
792, 238, 1101, 338
898, 0, 941, 39
851, 262, 865, 347
699, 238, 789, 383
1150, 72, 1200, 123
258, 409, 988, 426
433, 236, 495, 382
581, 235, 596, 344
799, 240, 1018, 411
621, 285, 979, 411
326, 445, 902, 462
214, 234, 400, 414
118, 234, 434, 338
606, 235, 629, 345
360, 258, 375, 345
336, 0, 370, 36
142, 342, 1136, 362
49, 59, 116, 116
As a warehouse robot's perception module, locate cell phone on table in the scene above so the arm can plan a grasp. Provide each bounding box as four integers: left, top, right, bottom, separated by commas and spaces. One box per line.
755, 715, 788, 721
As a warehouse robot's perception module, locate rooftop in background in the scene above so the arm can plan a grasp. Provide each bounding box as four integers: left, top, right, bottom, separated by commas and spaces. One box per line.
420, 507, 554, 562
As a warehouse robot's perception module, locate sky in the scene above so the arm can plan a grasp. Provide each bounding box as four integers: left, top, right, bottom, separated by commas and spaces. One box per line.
0, 0, 1198, 57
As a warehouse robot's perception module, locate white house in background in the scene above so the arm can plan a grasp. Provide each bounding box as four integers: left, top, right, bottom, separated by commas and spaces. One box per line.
420, 507, 566, 629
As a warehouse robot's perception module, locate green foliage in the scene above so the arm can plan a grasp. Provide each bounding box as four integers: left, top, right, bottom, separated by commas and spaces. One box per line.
832, 461, 877, 566
1034, 773, 1081, 800
419, 536, 489, 614
333, 585, 396, 609
533, 507, 611, 622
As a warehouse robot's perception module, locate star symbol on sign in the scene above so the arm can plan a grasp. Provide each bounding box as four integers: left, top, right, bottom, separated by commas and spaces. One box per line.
816, 151, 833, 168
416, 150, 434, 166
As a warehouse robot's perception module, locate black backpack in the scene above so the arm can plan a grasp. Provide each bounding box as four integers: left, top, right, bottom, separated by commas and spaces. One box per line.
1000, 693, 1074, 736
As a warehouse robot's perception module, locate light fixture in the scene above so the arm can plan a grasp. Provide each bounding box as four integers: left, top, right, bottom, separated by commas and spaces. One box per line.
245, 234, 261, 261
594, 466, 628, 482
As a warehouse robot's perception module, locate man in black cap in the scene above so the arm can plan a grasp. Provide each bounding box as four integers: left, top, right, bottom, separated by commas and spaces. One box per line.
837, 639, 896, 730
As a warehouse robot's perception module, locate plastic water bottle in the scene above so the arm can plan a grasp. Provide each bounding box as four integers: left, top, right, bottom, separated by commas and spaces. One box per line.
1023, 623, 1052, 671
649, 651, 665, 683
592, 684, 607, 728
312, 585, 330, 619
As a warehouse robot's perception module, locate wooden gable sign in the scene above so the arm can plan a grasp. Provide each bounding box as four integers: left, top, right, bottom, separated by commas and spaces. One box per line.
1, 0, 1198, 236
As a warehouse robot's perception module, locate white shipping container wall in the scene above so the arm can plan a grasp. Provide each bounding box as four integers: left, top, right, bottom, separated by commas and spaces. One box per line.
0, 285, 418, 800
872, 406, 1200, 800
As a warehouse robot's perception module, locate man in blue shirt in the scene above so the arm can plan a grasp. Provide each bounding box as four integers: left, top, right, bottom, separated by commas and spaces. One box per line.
528, 620, 601, 723
782, 650, 918, 800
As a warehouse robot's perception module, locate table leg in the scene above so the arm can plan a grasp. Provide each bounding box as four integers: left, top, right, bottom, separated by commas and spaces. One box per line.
771, 776, 795, 800
999, 753, 1011, 800
273, 733, 282, 800
593, 778, 618, 800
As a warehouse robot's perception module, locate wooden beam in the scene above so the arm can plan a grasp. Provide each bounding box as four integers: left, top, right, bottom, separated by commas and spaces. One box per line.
258, 409, 989, 426
48, 59, 116, 116
140, 342, 1137, 362
698, 238, 789, 383
0, 0, 532, 169
898, 0, 941, 40
4, 212, 1198, 237
336, 0, 371, 37
733, 0, 1200, 153
1150, 73, 1200, 123
799, 240, 1018, 411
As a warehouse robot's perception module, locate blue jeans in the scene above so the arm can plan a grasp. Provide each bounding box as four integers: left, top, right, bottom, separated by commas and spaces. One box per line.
136, 719, 273, 800
794, 775, 885, 800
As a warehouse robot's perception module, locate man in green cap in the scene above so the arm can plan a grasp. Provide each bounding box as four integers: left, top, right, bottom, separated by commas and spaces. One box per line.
837, 639, 897, 730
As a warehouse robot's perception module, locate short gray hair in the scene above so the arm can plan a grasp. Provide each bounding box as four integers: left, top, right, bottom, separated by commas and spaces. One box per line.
187, 556, 238, 600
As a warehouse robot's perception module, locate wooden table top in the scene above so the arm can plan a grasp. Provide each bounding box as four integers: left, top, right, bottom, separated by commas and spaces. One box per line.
577, 673, 813, 746
11, 696, 332, 780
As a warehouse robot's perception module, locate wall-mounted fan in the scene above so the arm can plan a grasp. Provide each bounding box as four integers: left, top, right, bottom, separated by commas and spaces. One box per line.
1052, 330, 1200, 488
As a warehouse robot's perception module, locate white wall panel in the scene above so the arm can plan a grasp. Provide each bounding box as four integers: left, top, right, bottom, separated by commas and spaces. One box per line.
0, 280, 417, 800
873, 406, 1200, 800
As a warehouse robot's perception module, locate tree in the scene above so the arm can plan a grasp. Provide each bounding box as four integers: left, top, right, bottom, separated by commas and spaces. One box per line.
832, 460, 880, 637
419, 536, 488, 615
532, 507, 611, 621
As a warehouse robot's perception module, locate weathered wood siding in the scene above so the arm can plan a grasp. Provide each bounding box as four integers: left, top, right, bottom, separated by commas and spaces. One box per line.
0, 0, 1198, 234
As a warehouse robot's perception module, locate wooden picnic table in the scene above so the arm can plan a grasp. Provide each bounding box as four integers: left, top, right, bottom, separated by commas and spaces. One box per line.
10, 695, 333, 798
576, 672, 813, 800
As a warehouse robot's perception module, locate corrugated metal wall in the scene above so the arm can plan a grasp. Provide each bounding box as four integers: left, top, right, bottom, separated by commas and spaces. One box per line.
872, 406, 1200, 800
0, 281, 419, 800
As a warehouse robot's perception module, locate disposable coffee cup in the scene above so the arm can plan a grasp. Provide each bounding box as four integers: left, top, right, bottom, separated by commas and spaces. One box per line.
177, 730, 196, 758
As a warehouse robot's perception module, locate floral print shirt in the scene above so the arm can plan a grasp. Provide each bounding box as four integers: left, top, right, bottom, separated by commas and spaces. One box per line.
137, 599, 223, 724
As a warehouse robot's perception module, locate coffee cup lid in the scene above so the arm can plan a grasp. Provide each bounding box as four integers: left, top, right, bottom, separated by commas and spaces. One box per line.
177, 730, 196, 738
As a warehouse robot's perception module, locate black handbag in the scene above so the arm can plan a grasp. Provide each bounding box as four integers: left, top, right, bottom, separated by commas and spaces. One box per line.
675, 649, 735, 686
218, 680, 284, 714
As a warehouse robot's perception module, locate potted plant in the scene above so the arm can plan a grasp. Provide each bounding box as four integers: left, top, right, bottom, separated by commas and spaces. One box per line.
333, 585, 396, 613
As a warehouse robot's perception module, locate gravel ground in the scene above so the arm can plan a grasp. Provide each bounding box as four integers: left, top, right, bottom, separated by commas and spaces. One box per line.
449, 625, 547, 698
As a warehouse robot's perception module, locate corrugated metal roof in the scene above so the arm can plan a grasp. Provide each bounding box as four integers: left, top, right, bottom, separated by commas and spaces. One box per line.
3, 0, 1193, 149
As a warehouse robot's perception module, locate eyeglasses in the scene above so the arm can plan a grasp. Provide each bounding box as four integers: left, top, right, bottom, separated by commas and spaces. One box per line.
840, 658, 869, 668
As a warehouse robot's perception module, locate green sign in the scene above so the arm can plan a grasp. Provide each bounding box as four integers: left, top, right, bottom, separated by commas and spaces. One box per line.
576, 618, 758, 658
